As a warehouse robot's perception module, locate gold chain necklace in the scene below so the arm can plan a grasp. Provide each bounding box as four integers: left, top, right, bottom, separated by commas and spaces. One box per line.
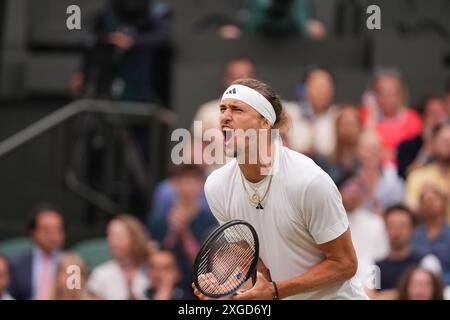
240, 171, 273, 210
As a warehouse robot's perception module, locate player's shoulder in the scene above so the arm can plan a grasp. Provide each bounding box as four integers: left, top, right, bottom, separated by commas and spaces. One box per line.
204, 159, 237, 194
280, 146, 335, 193
281, 147, 327, 179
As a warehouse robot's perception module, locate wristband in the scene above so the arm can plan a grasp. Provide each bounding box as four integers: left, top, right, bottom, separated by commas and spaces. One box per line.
272, 281, 279, 300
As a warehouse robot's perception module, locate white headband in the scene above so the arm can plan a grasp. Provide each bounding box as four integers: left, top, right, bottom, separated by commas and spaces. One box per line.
221, 84, 276, 126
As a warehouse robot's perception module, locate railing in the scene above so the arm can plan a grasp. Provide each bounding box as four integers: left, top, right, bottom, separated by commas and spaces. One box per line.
0, 99, 175, 214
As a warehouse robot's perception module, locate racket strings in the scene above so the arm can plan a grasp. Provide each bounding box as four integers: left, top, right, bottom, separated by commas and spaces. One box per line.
218, 226, 255, 277
199, 236, 248, 287
196, 224, 256, 295
210, 240, 254, 288
199, 246, 254, 292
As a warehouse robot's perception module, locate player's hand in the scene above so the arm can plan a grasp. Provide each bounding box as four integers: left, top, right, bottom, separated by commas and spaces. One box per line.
231, 272, 275, 300
192, 273, 233, 300
192, 282, 230, 300
192, 282, 210, 300
192, 273, 220, 300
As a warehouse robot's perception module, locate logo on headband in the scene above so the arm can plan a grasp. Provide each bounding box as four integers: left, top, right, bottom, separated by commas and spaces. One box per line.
225, 88, 236, 95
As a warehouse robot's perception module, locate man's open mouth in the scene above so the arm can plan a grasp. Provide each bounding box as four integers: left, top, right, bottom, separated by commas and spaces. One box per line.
222, 128, 233, 145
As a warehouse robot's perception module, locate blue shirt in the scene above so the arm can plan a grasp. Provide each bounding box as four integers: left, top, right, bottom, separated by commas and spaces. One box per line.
147, 180, 218, 292
411, 223, 450, 284
149, 180, 209, 232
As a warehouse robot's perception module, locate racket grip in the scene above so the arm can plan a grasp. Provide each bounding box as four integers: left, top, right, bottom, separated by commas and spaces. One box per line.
251, 269, 257, 286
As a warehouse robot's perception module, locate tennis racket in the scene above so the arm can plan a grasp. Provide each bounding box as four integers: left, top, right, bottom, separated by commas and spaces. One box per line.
192, 220, 259, 298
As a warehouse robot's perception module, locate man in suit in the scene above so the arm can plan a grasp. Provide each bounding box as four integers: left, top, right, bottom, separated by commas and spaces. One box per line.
8, 204, 65, 300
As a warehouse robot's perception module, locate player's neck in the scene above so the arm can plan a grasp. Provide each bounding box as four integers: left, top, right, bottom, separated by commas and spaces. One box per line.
238, 164, 267, 183
238, 142, 274, 183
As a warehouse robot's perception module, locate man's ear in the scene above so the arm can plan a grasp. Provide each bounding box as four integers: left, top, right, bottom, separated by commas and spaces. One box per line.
261, 118, 271, 130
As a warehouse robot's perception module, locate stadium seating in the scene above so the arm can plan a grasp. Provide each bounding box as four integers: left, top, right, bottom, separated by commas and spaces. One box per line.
71, 238, 110, 272
0, 237, 33, 259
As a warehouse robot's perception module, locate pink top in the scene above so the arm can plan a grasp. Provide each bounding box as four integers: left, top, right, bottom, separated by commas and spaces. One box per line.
360, 107, 422, 166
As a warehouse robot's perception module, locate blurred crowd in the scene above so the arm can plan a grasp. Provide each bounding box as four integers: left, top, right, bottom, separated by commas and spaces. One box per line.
1, 0, 450, 300
2, 58, 449, 300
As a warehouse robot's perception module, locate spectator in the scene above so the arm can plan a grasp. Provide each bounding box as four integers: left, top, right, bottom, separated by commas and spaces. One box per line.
244, 0, 326, 39
147, 165, 217, 292
70, 0, 172, 104
9, 204, 65, 300
405, 121, 450, 219
315, 105, 362, 187
397, 266, 444, 300
360, 68, 422, 167
445, 77, 450, 115
51, 253, 93, 300
397, 93, 448, 179
0, 255, 13, 300
357, 130, 405, 215
285, 65, 339, 157
340, 177, 389, 284
69, 0, 174, 219
411, 186, 450, 285
150, 175, 210, 235
370, 205, 422, 299
145, 250, 193, 300
88, 214, 150, 300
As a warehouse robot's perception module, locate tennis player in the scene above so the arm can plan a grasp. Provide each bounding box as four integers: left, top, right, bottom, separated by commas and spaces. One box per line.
193, 78, 368, 300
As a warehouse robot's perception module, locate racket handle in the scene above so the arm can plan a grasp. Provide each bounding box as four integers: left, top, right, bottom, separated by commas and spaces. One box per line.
251, 269, 257, 286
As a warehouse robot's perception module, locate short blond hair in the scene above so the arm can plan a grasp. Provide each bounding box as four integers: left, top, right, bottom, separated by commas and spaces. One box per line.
113, 214, 150, 265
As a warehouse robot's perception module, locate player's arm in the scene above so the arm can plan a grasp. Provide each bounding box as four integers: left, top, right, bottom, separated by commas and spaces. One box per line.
275, 228, 357, 298
232, 228, 357, 300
